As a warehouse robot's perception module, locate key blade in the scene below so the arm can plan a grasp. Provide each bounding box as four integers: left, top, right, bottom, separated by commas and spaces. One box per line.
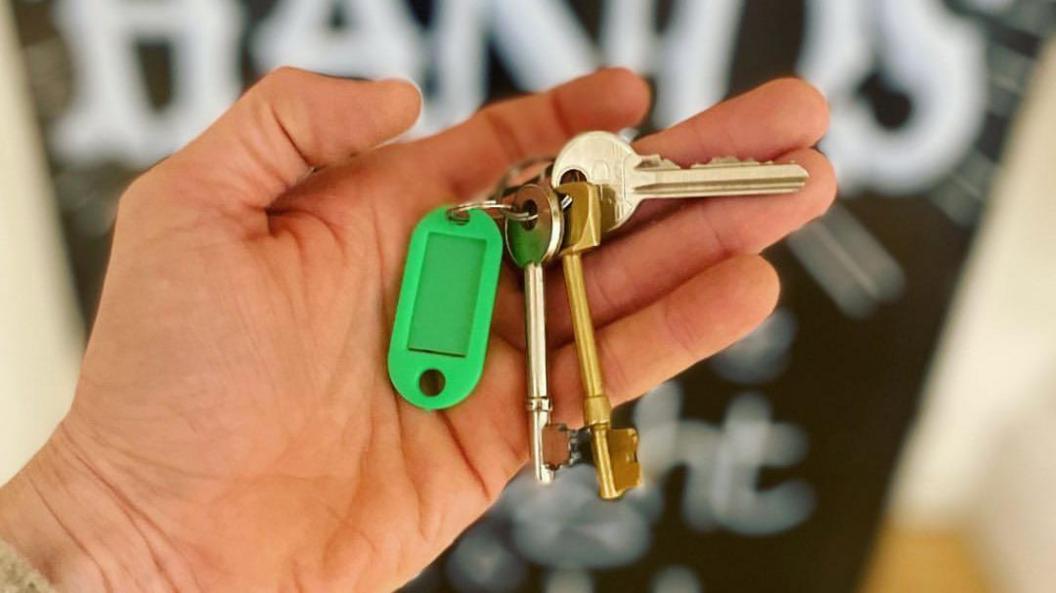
605, 428, 642, 496
631, 160, 809, 198
551, 132, 811, 232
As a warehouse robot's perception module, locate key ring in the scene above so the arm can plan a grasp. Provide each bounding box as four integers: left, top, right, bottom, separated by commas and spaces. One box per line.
488, 156, 554, 203
447, 156, 555, 224
446, 200, 536, 223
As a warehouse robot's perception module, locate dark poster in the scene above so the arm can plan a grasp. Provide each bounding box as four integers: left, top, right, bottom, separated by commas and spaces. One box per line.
10, 1, 1056, 591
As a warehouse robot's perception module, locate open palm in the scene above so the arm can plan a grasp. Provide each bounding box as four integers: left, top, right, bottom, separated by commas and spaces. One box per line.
0, 68, 833, 592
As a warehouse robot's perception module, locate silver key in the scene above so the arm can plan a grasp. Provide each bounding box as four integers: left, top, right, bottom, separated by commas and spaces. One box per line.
505, 182, 572, 483
550, 131, 809, 232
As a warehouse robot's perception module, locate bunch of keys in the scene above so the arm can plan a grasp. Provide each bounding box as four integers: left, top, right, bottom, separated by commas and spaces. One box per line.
389, 131, 809, 500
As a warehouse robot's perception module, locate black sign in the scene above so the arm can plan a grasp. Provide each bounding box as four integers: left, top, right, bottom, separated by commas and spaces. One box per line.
11, 1, 1056, 591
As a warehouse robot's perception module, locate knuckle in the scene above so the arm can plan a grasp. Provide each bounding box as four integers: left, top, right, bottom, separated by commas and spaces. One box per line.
267, 65, 308, 84
253, 66, 311, 100
661, 295, 703, 362
479, 106, 524, 166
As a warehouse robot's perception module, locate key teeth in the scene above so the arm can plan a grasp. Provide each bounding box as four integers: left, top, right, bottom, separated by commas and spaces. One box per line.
636, 155, 682, 171
642, 154, 796, 171
697, 156, 770, 167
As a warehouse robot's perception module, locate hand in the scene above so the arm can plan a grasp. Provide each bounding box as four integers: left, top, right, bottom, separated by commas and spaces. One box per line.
0, 67, 833, 592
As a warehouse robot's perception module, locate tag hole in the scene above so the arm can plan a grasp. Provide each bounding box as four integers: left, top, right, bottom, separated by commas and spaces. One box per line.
522, 199, 538, 230
419, 369, 445, 396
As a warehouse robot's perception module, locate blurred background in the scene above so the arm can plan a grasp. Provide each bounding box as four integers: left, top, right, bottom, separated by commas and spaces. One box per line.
1, 0, 1054, 592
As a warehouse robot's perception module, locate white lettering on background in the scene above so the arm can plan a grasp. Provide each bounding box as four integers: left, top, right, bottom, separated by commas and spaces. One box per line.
800, 0, 987, 193
52, 0, 989, 194
52, 0, 241, 166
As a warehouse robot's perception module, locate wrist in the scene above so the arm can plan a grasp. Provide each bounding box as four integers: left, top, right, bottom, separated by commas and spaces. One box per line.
0, 457, 101, 591
0, 425, 197, 592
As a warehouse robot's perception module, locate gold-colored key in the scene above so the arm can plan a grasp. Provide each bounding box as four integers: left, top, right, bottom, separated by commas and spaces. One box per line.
556, 181, 642, 500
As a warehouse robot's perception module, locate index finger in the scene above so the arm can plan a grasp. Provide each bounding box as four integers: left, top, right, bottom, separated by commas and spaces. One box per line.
406, 67, 652, 200
635, 77, 828, 162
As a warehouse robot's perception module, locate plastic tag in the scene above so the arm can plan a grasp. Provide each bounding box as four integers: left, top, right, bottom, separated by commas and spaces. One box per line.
388, 207, 503, 410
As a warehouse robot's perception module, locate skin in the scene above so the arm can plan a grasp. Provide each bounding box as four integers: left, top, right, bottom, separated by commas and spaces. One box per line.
0, 67, 834, 592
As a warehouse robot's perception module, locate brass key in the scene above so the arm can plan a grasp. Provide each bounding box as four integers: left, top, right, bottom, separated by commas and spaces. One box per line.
556, 181, 642, 499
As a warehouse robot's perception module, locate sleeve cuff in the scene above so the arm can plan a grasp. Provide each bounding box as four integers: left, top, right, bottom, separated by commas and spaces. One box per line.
0, 538, 54, 593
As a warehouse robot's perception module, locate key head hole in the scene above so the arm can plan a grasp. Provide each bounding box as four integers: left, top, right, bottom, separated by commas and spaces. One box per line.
419, 369, 445, 396
521, 198, 538, 230
560, 169, 587, 184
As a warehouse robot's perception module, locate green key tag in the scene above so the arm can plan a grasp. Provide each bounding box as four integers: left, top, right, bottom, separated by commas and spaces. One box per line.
388, 206, 503, 410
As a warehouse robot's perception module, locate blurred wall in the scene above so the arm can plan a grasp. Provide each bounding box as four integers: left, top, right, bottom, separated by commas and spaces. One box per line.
893, 38, 1056, 524
892, 37, 1056, 593
0, 2, 81, 483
